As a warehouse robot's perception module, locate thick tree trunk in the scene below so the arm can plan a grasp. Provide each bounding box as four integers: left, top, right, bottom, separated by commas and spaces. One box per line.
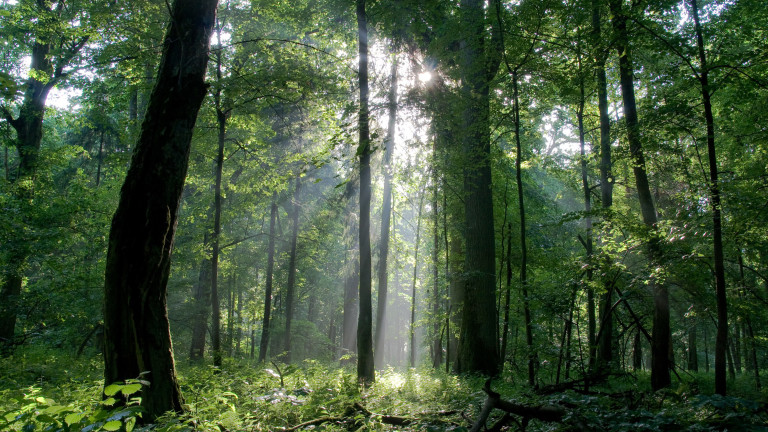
283, 178, 302, 363
102, 0, 217, 420
356, 0, 375, 385
258, 194, 278, 363
456, 0, 500, 377
609, 0, 668, 390
690, 0, 728, 396
374, 56, 397, 368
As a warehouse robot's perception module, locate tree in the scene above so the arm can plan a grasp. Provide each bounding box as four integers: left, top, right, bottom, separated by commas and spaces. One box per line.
356, 0, 374, 385
102, 0, 218, 420
608, 0, 669, 390
0, 0, 89, 351
374, 54, 397, 368
455, 0, 502, 377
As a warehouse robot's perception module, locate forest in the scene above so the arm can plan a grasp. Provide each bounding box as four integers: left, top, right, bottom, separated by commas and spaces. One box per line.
1, 0, 767, 430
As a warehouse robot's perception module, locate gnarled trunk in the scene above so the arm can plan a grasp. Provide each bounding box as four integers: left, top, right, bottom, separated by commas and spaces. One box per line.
103, 0, 217, 419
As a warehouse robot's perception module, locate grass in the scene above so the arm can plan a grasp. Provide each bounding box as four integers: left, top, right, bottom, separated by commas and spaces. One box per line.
1, 347, 766, 431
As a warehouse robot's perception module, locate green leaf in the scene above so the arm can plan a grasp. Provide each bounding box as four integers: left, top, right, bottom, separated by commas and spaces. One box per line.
120, 384, 142, 396
65, 412, 85, 426
104, 384, 121, 396
102, 420, 122, 431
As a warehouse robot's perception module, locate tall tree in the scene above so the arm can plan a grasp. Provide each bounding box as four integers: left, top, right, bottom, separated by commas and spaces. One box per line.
0, 0, 88, 349
592, 0, 614, 370
409, 190, 425, 368
608, 0, 669, 390
102, 0, 218, 420
258, 194, 279, 363
455, 0, 502, 377
283, 177, 302, 363
374, 54, 397, 368
689, 0, 728, 395
356, 0, 374, 385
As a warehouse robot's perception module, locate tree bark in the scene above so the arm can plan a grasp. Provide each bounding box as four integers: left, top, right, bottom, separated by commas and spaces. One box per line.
690, 0, 728, 396
102, 0, 217, 420
374, 55, 397, 368
456, 0, 501, 377
258, 194, 278, 363
608, 0, 668, 390
283, 178, 302, 363
356, 0, 374, 385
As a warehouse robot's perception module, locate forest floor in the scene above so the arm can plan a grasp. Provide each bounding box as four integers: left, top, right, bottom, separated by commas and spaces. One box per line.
1, 348, 766, 431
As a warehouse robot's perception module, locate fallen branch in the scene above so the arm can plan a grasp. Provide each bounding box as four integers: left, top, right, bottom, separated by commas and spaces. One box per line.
470, 380, 567, 432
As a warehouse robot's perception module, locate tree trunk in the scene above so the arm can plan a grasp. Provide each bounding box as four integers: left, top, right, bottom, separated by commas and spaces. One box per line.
577, 69, 596, 370
456, 0, 500, 377
512, 70, 535, 386
102, 0, 217, 420
210, 41, 228, 367
593, 0, 614, 370
690, 0, 728, 396
356, 0, 375, 385
409, 191, 425, 368
432, 162, 443, 369
341, 212, 360, 360
375, 55, 397, 368
500, 224, 513, 371
189, 234, 212, 361
688, 322, 699, 372
258, 194, 278, 363
283, 178, 302, 363
608, 0, 668, 390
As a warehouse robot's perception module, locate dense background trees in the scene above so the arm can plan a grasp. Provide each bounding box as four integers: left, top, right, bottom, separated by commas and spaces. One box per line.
1, 0, 767, 425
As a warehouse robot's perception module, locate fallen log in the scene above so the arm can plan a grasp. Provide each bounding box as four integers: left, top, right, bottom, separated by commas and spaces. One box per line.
470, 380, 567, 432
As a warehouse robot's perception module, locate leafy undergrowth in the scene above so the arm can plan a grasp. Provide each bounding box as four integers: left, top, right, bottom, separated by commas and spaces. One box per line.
1, 350, 766, 431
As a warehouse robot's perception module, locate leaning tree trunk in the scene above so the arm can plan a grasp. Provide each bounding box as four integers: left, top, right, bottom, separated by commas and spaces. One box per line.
283, 178, 302, 363
374, 55, 397, 368
455, 0, 501, 377
258, 194, 278, 363
102, 0, 217, 420
690, 0, 728, 396
609, 0, 668, 390
356, 0, 375, 385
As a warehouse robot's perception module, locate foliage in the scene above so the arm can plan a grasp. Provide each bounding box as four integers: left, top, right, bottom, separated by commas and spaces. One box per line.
2, 354, 766, 431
